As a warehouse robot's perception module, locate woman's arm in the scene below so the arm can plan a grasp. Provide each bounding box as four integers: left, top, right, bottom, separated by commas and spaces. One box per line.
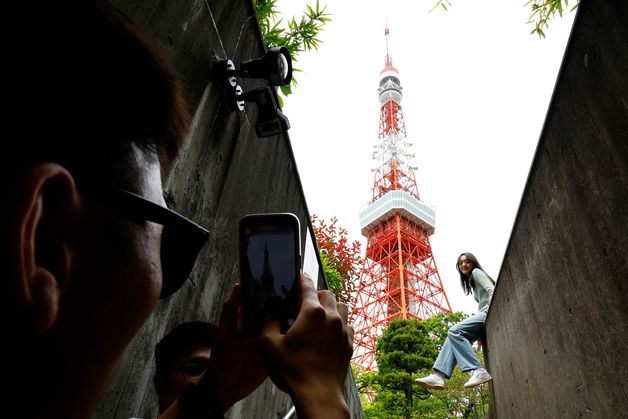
472, 269, 495, 308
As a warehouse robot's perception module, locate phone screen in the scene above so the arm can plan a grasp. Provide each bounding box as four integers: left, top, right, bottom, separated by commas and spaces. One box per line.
240, 215, 300, 337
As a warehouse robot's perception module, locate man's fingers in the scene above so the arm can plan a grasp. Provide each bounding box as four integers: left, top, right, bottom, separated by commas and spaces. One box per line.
299, 273, 319, 309
347, 325, 355, 352
317, 289, 338, 311
260, 319, 281, 348
219, 283, 241, 327
261, 318, 281, 335
336, 302, 349, 322
334, 302, 353, 352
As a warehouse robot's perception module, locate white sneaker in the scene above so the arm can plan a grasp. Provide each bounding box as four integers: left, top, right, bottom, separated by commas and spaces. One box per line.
464, 368, 492, 388
415, 373, 445, 390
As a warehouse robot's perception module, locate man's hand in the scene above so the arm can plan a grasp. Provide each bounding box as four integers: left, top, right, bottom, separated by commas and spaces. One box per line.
260, 274, 353, 418
199, 284, 268, 413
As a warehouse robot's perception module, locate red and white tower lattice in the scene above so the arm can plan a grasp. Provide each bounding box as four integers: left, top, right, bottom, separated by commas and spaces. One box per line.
350, 27, 452, 371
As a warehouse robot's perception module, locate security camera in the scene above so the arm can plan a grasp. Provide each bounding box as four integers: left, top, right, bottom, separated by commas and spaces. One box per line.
237, 46, 293, 86
240, 87, 290, 137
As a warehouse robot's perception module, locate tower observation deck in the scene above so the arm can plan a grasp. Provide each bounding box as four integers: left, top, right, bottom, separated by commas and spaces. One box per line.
349, 27, 452, 371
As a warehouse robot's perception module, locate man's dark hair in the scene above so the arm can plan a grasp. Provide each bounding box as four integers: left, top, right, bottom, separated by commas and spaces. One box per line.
8, 0, 190, 182
3, 0, 193, 318
155, 322, 218, 377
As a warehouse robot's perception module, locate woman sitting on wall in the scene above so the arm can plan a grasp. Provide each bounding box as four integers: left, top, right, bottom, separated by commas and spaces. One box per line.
416, 252, 495, 389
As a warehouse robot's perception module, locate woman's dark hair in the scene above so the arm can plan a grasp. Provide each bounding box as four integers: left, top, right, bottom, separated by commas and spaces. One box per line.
456, 252, 485, 296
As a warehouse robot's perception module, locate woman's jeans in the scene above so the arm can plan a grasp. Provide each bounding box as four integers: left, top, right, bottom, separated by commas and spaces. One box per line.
433, 311, 486, 378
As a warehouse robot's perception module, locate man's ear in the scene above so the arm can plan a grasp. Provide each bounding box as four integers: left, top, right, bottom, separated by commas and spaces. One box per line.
12, 163, 79, 334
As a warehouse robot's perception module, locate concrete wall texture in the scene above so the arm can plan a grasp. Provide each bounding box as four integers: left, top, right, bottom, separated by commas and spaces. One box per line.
94, 1, 362, 418
485, 0, 628, 418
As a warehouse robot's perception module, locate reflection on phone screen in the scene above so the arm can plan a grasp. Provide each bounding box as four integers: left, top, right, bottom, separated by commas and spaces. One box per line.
242, 224, 297, 327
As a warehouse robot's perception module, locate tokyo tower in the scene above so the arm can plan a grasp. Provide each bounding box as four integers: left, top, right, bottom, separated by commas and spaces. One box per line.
350, 27, 452, 371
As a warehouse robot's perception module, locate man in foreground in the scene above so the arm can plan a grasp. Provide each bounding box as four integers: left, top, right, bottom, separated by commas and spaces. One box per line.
4, 1, 353, 417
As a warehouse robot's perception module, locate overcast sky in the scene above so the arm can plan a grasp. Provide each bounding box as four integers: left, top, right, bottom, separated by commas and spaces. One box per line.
275, 0, 576, 314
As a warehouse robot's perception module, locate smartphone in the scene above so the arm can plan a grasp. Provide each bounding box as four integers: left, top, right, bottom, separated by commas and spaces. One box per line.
238, 213, 301, 338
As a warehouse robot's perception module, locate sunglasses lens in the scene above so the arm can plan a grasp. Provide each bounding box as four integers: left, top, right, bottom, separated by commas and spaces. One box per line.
159, 225, 209, 298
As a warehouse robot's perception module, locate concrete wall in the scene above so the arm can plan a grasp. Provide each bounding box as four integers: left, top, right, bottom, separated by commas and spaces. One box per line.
485, 0, 628, 417
94, 1, 362, 418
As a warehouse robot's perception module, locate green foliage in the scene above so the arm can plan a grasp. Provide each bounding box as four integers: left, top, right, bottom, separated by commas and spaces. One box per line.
525, 0, 579, 38
321, 252, 343, 298
429, 0, 578, 37
422, 311, 467, 351
420, 366, 491, 418
363, 319, 439, 418
312, 215, 363, 305
356, 314, 491, 418
430, 0, 452, 12
254, 0, 330, 100
352, 363, 379, 396
376, 319, 436, 374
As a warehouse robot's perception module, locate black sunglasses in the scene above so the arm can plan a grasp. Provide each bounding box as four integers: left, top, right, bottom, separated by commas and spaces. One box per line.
109, 188, 210, 298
